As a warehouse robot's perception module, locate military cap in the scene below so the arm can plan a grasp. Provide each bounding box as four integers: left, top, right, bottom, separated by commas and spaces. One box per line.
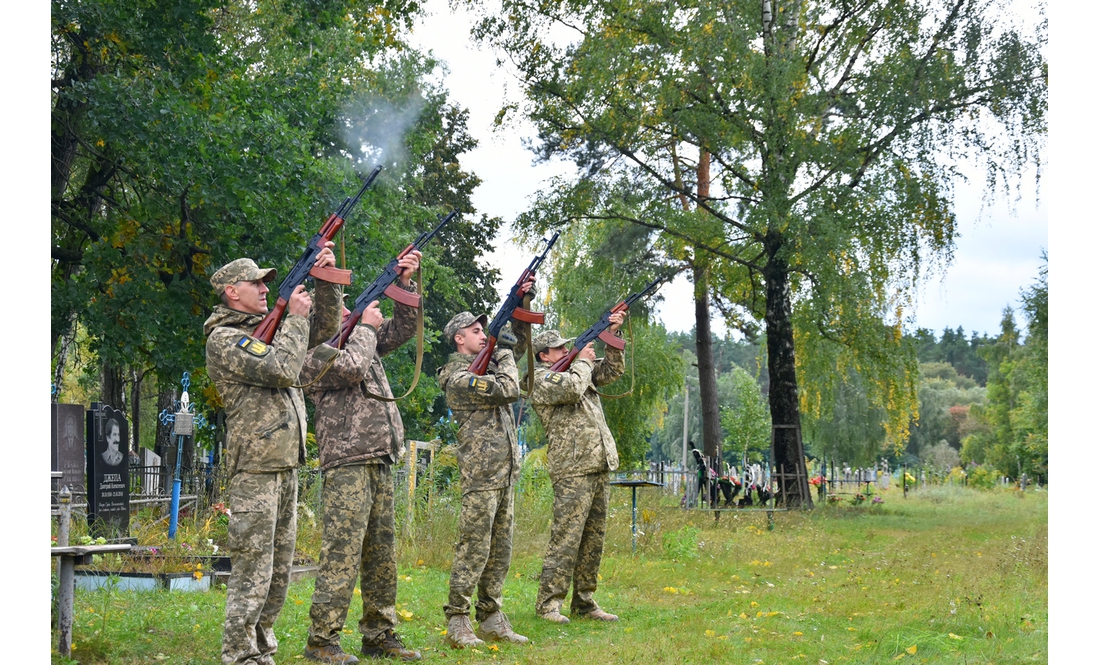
533, 330, 575, 357
210, 258, 277, 294
444, 311, 488, 343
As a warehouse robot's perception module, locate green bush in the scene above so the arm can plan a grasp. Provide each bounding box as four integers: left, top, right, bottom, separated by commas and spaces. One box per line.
662, 525, 701, 560
967, 464, 1000, 489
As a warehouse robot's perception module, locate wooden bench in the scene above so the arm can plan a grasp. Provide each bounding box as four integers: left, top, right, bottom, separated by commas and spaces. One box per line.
52, 544, 134, 658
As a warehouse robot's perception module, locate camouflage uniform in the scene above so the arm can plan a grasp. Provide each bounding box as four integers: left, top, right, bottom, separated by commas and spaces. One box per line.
298, 282, 418, 649
204, 258, 341, 665
436, 315, 528, 622
528, 332, 624, 618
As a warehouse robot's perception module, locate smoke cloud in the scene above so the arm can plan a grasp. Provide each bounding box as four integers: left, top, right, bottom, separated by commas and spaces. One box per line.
339, 90, 427, 169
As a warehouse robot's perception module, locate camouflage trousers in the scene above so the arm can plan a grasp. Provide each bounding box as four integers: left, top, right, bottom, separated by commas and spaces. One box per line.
535, 471, 610, 617
221, 469, 298, 665
307, 463, 398, 647
444, 485, 514, 621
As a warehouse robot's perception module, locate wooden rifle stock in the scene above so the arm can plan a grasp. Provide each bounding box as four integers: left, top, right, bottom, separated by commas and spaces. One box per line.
468, 337, 499, 376
252, 298, 289, 345
548, 347, 581, 373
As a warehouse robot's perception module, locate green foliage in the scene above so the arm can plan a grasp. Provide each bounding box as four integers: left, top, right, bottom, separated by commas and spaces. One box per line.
959, 260, 1047, 481
907, 362, 987, 456
911, 327, 992, 385
473, 0, 1046, 495
51, 0, 508, 450
719, 364, 772, 466
966, 464, 999, 490
661, 524, 701, 561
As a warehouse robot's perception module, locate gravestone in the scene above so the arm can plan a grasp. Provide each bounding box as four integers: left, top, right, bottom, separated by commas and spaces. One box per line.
140, 448, 163, 495
86, 403, 130, 537
52, 403, 86, 496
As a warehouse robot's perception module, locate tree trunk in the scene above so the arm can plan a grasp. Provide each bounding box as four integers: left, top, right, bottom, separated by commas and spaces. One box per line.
762, 233, 813, 507
693, 264, 723, 463
130, 368, 142, 456
691, 149, 723, 467
100, 363, 126, 411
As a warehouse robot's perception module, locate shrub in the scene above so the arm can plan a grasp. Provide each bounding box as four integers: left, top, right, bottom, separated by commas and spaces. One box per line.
968, 464, 1000, 490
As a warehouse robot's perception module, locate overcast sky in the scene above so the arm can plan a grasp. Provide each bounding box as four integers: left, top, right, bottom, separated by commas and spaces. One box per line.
406, 0, 1047, 340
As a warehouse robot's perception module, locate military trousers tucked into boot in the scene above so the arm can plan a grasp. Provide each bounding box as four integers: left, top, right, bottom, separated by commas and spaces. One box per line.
222, 469, 299, 665
535, 471, 610, 617
444, 485, 514, 622
308, 463, 398, 647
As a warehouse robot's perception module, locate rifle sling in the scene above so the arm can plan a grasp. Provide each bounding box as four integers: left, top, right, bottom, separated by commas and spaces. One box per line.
594, 314, 636, 400
364, 265, 424, 402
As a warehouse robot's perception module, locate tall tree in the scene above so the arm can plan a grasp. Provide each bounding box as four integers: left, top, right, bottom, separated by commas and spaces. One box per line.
50, 0, 502, 447
471, 0, 1046, 505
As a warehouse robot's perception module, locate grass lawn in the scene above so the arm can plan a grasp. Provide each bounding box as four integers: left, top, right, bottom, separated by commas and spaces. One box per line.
52, 484, 1046, 664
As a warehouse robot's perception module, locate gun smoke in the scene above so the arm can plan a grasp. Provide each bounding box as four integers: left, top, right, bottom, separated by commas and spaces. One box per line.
340, 90, 426, 169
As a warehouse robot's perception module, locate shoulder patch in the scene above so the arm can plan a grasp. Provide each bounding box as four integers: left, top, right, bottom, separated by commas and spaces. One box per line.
236, 335, 270, 357
467, 377, 492, 394
543, 371, 564, 385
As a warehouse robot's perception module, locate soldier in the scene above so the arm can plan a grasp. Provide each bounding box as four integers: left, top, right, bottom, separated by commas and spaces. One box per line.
204, 246, 341, 665
298, 249, 423, 664
527, 311, 625, 625
436, 304, 532, 648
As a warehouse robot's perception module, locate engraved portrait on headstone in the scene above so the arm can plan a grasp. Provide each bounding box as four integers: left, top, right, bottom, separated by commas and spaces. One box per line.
52, 403, 86, 494
101, 417, 125, 467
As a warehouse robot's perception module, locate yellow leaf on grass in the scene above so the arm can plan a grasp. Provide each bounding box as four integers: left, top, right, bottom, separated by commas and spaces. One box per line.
756, 612, 763, 618
751, 601, 759, 608
906, 646, 917, 655
740, 613, 749, 619
948, 633, 962, 640
396, 609, 414, 621
794, 631, 803, 636
705, 630, 716, 637
487, 644, 499, 651
664, 586, 678, 594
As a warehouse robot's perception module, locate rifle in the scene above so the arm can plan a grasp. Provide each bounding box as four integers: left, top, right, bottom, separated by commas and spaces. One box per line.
252, 166, 382, 344
547, 277, 662, 372
468, 232, 559, 375
326, 211, 458, 349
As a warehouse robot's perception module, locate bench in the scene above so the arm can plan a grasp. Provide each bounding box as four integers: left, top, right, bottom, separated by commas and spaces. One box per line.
52, 544, 134, 658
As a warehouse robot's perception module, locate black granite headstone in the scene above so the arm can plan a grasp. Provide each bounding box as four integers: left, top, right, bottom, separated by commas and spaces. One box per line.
86, 402, 130, 537
52, 403, 86, 495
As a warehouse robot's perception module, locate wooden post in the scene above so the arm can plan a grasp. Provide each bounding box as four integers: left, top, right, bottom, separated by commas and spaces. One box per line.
405, 441, 417, 535
57, 486, 73, 657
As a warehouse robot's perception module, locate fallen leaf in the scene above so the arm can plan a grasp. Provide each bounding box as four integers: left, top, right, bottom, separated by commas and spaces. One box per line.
705, 629, 716, 637
948, 633, 962, 640
906, 646, 917, 655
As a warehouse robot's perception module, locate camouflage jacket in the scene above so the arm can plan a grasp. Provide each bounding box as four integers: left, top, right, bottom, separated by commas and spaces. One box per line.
203, 282, 341, 476
300, 281, 418, 471
529, 344, 625, 481
437, 342, 524, 493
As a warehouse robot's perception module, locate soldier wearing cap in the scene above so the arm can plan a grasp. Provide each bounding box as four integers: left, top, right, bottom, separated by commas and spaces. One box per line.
527, 311, 625, 625
297, 249, 423, 664
435, 307, 531, 648
204, 247, 341, 665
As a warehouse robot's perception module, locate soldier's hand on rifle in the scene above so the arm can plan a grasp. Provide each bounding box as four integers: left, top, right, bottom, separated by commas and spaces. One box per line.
497, 330, 518, 351
578, 342, 596, 363
314, 241, 337, 270
360, 300, 384, 329
396, 249, 422, 286
288, 284, 312, 318
608, 310, 626, 333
